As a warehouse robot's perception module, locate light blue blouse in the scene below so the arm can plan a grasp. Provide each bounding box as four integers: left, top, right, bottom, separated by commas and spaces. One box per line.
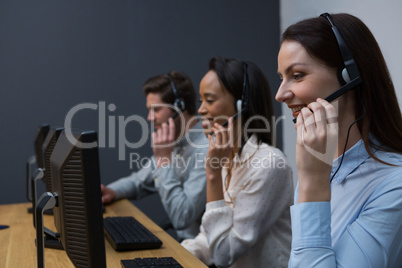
289, 138, 402, 268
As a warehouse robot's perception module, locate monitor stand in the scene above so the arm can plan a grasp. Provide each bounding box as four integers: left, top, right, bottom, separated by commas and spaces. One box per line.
26, 155, 36, 203
31, 169, 62, 250
43, 227, 63, 250
27, 161, 53, 215
36, 192, 57, 268
31, 168, 45, 227
27, 207, 53, 215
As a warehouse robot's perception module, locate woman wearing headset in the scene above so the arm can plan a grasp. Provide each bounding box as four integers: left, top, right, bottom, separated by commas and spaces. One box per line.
182, 57, 293, 267
276, 13, 402, 267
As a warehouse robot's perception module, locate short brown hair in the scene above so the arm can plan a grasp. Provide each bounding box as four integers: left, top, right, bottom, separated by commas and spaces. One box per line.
142, 71, 197, 115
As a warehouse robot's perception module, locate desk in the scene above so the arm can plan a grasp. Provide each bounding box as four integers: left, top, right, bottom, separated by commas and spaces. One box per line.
0, 199, 207, 267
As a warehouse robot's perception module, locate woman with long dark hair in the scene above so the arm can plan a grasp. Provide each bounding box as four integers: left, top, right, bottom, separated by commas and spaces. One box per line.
182, 57, 293, 267
276, 13, 402, 267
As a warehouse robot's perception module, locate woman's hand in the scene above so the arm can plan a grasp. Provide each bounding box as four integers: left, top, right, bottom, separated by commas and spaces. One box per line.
206, 118, 234, 174
152, 117, 176, 168
205, 118, 234, 202
296, 98, 338, 203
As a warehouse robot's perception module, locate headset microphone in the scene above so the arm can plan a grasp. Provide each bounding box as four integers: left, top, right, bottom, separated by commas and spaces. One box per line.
171, 112, 179, 119
324, 77, 362, 103
292, 77, 362, 123
218, 101, 245, 129
292, 13, 363, 123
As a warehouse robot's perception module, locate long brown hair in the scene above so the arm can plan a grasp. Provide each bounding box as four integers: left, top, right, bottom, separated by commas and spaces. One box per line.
282, 13, 402, 163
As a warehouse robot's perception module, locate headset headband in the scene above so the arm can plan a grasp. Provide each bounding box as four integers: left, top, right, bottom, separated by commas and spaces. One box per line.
320, 13, 361, 80
167, 73, 185, 112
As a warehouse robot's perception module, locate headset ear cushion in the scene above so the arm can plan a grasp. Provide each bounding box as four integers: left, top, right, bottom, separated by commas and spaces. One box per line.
337, 68, 349, 85
236, 100, 242, 113
175, 99, 185, 112
342, 68, 351, 83
180, 100, 185, 111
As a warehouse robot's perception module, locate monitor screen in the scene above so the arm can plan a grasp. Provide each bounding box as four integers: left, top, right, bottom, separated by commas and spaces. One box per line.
49, 130, 106, 268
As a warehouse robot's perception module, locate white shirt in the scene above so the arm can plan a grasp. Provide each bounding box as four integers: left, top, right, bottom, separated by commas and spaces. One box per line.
182, 135, 294, 267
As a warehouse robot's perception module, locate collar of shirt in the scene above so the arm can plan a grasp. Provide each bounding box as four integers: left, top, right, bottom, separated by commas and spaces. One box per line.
233, 134, 263, 164
331, 139, 370, 184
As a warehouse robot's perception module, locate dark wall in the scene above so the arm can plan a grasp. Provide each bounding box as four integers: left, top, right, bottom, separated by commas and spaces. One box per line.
0, 1, 281, 204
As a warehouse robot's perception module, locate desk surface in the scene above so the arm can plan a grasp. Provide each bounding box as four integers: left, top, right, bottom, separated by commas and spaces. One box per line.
0, 199, 207, 268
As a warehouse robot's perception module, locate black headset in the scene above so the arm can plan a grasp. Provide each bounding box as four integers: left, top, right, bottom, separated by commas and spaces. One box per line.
237, 62, 249, 114
167, 73, 185, 112
321, 13, 366, 183
293, 13, 363, 123
223, 62, 249, 127
209, 62, 249, 134
320, 12, 362, 102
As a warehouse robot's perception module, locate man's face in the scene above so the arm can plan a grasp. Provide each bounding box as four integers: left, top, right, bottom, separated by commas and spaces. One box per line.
146, 93, 175, 130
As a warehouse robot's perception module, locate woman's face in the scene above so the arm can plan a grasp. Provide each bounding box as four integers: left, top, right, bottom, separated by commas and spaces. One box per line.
198, 70, 236, 136
276, 40, 341, 119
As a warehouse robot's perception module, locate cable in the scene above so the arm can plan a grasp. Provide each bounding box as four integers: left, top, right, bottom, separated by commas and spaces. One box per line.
330, 119, 355, 182
330, 90, 366, 183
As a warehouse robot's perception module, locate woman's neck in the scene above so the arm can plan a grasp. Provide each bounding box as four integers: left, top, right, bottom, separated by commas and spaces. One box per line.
335, 96, 362, 158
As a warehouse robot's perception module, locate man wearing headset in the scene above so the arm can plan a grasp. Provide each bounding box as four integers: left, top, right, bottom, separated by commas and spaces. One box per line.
101, 71, 208, 241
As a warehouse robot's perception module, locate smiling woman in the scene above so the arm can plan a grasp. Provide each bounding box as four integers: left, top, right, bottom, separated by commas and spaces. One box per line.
198, 70, 236, 134
276, 41, 340, 119
276, 13, 402, 268
181, 57, 294, 268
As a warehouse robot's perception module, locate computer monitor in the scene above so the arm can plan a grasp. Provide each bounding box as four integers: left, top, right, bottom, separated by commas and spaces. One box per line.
31, 128, 65, 250
31, 128, 64, 219
42, 127, 64, 193
35, 130, 106, 268
27, 124, 50, 203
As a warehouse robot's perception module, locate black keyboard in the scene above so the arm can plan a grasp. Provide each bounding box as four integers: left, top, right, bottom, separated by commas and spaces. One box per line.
121, 257, 183, 268
104, 216, 162, 251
